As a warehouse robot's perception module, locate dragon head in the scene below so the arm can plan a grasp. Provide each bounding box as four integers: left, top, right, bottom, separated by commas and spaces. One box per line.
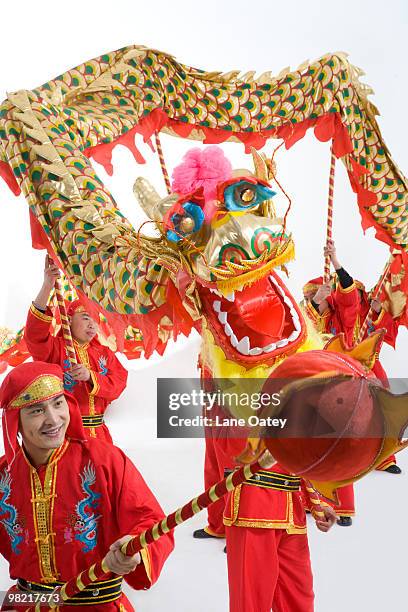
134, 146, 306, 366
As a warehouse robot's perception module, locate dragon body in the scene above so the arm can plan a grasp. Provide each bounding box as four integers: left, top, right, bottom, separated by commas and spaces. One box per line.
0, 47, 406, 361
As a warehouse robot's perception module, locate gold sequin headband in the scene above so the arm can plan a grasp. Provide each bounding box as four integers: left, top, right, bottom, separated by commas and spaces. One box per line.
9, 375, 64, 409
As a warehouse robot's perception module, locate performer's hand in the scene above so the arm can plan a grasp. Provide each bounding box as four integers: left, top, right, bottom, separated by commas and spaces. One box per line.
43, 255, 60, 288
69, 364, 91, 381
370, 297, 382, 314
323, 239, 336, 258
105, 535, 141, 575
313, 283, 331, 304
314, 506, 337, 532
324, 239, 341, 270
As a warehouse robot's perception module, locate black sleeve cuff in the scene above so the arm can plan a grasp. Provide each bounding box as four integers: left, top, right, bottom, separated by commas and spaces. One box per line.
335, 267, 354, 289
311, 299, 320, 312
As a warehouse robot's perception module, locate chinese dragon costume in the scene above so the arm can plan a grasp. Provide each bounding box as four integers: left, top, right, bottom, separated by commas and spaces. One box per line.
0, 45, 408, 498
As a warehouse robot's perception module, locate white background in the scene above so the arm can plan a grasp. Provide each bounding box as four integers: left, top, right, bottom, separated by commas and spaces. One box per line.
0, 1, 407, 610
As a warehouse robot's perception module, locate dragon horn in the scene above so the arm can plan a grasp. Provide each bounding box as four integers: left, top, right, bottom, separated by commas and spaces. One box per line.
251, 147, 269, 181
133, 177, 163, 221
251, 147, 277, 218
251, 147, 277, 181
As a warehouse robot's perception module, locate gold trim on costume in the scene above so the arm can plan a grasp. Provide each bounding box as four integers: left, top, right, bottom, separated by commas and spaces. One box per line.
88, 370, 100, 397
223, 485, 307, 534
29, 442, 69, 582
353, 314, 361, 344
203, 526, 225, 538
305, 301, 330, 334
75, 342, 97, 438
9, 375, 64, 408
30, 303, 53, 323
140, 547, 152, 584
338, 282, 357, 294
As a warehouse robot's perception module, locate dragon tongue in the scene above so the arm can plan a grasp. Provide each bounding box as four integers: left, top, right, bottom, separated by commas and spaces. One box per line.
233, 277, 285, 337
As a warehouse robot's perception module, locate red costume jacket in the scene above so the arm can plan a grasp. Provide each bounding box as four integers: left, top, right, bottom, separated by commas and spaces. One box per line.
25, 304, 128, 442
305, 283, 359, 347
305, 283, 398, 354
224, 463, 317, 534
0, 438, 173, 611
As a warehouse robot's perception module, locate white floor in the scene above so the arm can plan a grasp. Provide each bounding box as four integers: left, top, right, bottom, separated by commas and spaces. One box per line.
1, 337, 407, 611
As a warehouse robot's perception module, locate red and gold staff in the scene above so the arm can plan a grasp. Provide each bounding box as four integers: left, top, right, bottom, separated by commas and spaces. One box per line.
24, 256, 128, 443
0, 361, 173, 611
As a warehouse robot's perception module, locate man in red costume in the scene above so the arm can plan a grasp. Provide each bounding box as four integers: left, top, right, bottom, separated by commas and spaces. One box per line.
303, 240, 400, 527
193, 368, 246, 542
303, 242, 398, 376
25, 256, 128, 442
223, 344, 387, 612
224, 462, 336, 612
0, 361, 173, 611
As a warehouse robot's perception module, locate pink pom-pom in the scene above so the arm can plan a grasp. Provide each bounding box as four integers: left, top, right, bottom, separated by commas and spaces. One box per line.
171, 146, 232, 203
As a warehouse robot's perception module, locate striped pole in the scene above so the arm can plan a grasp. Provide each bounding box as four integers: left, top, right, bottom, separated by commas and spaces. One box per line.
39, 452, 279, 609
323, 146, 336, 283
154, 132, 172, 195
357, 258, 392, 344
54, 275, 77, 366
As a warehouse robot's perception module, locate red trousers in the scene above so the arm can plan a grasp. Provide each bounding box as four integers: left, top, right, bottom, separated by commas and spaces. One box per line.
226, 525, 314, 612
204, 436, 245, 536
333, 484, 355, 516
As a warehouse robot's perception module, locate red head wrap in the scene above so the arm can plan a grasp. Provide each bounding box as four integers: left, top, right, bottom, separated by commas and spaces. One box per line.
0, 361, 86, 466
66, 300, 89, 318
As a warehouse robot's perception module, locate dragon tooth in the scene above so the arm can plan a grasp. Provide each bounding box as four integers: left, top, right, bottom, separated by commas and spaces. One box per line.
288, 330, 301, 342
276, 338, 289, 348
224, 323, 233, 337
218, 311, 227, 324
230, 334, 238, 348
290, 310, 301, 331
213, 300, 221, 313
263, 342, 277, 353
236, 336, 250, 355
224, 291, 235, 302
269, 275, 285, 296
249, 347, 263, 356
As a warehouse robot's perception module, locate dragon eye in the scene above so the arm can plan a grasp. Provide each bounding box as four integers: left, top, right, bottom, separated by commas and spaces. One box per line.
239, 187, 256, 203
166, 202, 205, 243
224, 180, 276, 212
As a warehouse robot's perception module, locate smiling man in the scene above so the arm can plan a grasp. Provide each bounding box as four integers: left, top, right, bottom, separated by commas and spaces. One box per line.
0, 361, 173, 611
24, 255, 128, 442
